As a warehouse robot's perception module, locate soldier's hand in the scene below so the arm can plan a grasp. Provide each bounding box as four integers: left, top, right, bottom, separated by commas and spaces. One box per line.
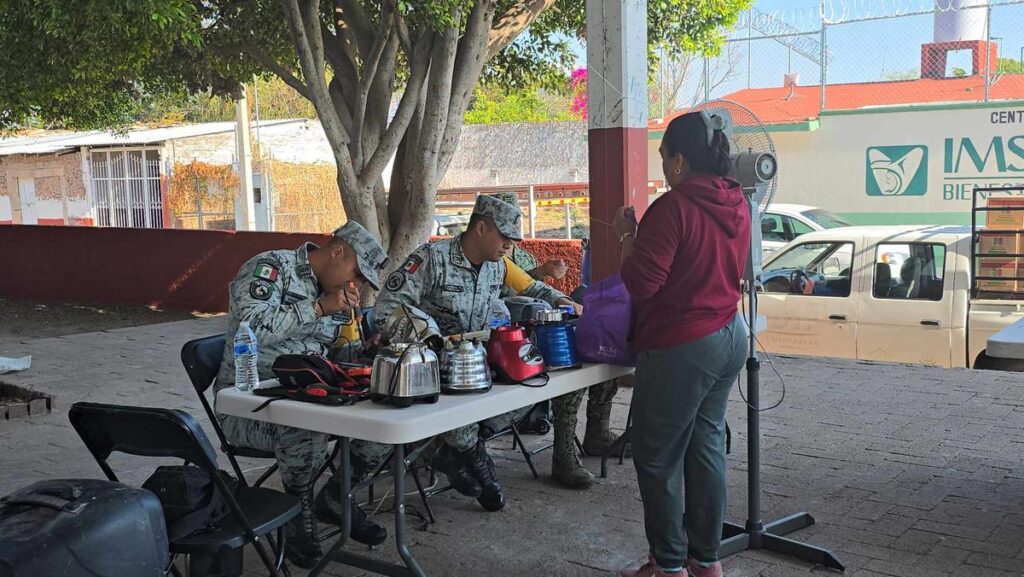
541, 259, 568, 280
556, 298, 583, 316
319, 283, 361, 316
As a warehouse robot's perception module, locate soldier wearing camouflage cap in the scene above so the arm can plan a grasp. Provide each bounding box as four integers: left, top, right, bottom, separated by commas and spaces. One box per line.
216, 220, 390, 568
374, 194, 582, 512
488, 193, 620, 491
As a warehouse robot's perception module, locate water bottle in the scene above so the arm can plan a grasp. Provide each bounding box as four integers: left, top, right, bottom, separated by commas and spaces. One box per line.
487, 300, 512, 329
233, 321, 258, 392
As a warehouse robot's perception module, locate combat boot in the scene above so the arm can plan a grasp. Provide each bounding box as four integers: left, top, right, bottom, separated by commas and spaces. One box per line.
314, 476, 388, 546
282, 483, 323, 569
464, 441, 505, 511
583, 380, 630, 457
431, 443, 482, 497
552, 390, 593, 489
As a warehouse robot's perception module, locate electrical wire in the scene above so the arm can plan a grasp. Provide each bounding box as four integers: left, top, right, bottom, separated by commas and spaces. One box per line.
738, 292, 786, 412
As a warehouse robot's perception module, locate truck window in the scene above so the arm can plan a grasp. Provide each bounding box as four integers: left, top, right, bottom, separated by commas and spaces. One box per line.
761, 241, 854, 297
873, 243, 946, 301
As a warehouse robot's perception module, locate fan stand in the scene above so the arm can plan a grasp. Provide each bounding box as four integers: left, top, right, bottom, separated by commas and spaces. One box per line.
719, 188, 845, 572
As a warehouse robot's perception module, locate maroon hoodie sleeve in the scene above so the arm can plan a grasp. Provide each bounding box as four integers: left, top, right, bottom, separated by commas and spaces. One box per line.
621, 196, 682, 300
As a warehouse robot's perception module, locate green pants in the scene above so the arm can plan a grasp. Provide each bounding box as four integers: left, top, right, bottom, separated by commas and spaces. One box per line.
632, 314, 747, 569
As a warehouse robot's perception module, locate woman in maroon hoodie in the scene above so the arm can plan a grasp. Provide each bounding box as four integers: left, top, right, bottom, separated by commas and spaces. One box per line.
615, 111, 751, 577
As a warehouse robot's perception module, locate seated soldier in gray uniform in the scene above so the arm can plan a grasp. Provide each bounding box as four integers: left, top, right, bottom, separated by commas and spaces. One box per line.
216, 222, 390, 569
491, 192, 622, 491
374, 195, 582, 512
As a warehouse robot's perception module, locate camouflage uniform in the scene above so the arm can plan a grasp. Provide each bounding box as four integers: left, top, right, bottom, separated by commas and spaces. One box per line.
487, 192, 620, 487
374, 235, 568, 451
216, 226, 391, 489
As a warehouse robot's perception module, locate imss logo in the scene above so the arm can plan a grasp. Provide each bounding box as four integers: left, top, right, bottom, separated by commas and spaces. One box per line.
865, 145, 929, 196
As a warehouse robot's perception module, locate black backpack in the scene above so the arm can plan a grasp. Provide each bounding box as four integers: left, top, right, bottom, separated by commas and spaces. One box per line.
142, 465, 235, 541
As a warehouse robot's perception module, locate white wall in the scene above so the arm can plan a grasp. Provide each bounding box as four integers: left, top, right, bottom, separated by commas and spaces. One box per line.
648, 105, 1024, 224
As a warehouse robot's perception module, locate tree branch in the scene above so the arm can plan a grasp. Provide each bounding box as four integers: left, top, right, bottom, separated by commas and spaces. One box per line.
392, 19, 459, 247
337, 0, 374, 56
439, 0, 496, 176
485, 0, 557, 61
358, 28, 433, 191
353, 7, 395, 166
394, 9, 412, 55
321, 21, 359, 89
282, 0, 354, 183
328, 77, 356, 140
303, 0, 326, 77
234, 42, 312, 101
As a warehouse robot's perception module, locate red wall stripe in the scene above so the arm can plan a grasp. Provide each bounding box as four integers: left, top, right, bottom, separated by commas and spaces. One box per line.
0, 226, 583, 313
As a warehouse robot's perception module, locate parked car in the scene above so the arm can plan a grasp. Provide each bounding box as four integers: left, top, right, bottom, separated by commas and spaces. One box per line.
760, 204, 853, 259
756, 225, 1024, 371
433, 213, 471, 236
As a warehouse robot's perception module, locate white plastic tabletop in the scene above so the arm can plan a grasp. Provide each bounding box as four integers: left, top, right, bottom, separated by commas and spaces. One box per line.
217, 363, 634, 445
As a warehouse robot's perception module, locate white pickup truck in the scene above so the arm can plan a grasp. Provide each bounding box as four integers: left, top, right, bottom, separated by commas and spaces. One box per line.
755, 225, 1024, 371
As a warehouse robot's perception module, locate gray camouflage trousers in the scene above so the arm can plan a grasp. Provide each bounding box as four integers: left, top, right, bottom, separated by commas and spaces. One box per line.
219, 415, 390, 489
553, 380, 618, 435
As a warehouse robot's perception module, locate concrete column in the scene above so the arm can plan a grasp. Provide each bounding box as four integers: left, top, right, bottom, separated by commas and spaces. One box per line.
586, 0, 648, 282
235, 87, 257, 231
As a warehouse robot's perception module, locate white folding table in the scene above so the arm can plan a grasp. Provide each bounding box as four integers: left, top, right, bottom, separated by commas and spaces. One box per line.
217, 363, 633, 577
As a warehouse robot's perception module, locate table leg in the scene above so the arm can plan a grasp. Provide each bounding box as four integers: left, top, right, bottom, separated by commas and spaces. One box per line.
309, 437, 351, 577
393, 444, 427, 577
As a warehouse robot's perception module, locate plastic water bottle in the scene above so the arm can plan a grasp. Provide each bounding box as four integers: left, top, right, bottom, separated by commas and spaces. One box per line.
487, 300, 512, 329
233, 321, 258, 392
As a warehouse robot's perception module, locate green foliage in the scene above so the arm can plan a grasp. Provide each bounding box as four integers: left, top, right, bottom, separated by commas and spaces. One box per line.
952, 67, 968, 78
138, 77, 317, 125
488, 0, 753, 90
0, 0, 201, 130
997, 58, 1024, 75
464, 86, 578, 124
0, 0, 753, 130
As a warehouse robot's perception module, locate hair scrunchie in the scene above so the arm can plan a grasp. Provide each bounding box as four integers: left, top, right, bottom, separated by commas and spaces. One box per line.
699, 110, 727, 146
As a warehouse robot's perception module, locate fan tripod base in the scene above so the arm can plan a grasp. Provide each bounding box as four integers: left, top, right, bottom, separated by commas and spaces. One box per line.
721, 514, 845, 572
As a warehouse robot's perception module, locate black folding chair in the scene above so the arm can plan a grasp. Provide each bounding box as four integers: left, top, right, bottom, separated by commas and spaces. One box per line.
181, 335, 279, 487
69, 402, 301, 577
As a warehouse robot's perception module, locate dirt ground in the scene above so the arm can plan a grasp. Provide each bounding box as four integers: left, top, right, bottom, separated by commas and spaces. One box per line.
0, 298, 208, 349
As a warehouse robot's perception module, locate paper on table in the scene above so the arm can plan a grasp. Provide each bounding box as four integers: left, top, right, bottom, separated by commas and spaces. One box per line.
0, 356, 31, 374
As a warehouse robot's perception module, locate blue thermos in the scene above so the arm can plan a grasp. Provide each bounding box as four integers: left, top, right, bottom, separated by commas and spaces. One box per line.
534, 307, 581, 370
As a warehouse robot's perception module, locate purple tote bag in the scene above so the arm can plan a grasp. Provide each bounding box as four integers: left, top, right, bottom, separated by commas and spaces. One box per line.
575, 273, 635, 366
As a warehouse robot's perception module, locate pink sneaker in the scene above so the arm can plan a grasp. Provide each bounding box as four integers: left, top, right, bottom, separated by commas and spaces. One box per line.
619, 557, 688, 577
685, 558, 722, 577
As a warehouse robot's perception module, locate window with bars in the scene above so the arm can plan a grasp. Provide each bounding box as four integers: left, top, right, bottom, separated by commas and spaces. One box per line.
90, 149, 163, 228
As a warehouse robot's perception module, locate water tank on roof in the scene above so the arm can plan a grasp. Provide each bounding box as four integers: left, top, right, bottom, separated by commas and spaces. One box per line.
934, 0, 988, 43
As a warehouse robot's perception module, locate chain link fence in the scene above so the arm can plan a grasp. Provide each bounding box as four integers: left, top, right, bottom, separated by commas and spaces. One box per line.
674, 0, 1024, 115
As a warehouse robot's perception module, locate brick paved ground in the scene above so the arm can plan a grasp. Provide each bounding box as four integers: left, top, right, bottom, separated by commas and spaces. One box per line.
1, 318, 1023, 576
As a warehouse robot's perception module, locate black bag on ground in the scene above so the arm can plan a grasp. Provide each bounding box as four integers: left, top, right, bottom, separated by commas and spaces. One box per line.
516, 401, 554, 435
142, 465, 236, 541
0, 479, 169, 577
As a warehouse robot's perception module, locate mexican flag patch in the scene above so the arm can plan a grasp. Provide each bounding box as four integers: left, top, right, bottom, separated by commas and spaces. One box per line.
402, 254, 423, 274
254, 262, 279, 282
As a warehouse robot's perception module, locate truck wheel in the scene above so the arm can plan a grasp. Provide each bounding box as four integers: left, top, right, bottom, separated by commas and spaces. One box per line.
974, 351, 1024, 372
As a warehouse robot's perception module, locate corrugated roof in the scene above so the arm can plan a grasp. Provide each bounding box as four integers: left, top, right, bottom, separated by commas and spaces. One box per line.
650, 75, 1024, 129
0, 119, 304, 157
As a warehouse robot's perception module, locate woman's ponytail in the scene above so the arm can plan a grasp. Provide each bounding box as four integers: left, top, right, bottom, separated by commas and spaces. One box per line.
710, 129, 732, 177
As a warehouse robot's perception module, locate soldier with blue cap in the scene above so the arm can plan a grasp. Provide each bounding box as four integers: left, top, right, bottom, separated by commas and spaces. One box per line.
216, 220, 391, 569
